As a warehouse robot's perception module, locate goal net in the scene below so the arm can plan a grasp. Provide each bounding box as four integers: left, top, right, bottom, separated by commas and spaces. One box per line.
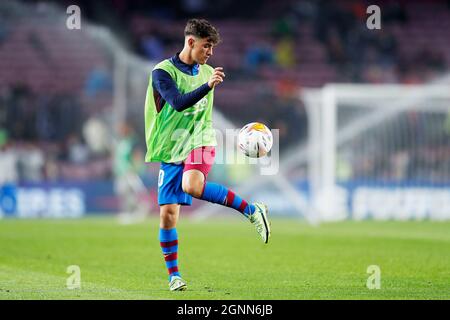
302, 80, 450, 221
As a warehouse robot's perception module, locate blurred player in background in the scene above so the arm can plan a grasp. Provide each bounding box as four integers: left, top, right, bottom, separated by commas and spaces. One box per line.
144, 19, 271, 291
114, 122, 146, 224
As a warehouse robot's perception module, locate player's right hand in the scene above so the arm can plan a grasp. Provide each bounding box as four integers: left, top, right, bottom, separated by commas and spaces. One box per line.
208, 67, 225, 89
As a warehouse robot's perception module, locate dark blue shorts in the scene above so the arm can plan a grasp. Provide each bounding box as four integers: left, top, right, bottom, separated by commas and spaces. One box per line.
157, 162, 192, 206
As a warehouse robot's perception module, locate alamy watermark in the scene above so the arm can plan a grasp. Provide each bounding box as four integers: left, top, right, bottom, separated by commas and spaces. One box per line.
366, 5, 381, 30
366, 265, 381, 289
66, 265, 81, 289
66, 5, 81, 30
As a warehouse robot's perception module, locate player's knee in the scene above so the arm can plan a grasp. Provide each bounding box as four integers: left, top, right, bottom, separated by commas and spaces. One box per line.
182, 179, 203, 198
160, 207, 178, 228
182, 170, 205, 198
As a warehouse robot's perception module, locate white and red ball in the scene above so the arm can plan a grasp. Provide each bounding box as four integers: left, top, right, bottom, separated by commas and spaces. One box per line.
238, 122, 273, 158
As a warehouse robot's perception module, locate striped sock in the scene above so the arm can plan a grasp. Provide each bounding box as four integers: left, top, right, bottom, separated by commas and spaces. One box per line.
159, 228, 180, 280
200, 182, 255, 218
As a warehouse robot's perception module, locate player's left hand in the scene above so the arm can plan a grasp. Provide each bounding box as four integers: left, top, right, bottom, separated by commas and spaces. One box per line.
208, 67, 225, 89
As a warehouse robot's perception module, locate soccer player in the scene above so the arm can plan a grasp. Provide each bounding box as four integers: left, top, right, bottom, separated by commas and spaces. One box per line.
113, 122, 146, 224
144, 19, 271, 291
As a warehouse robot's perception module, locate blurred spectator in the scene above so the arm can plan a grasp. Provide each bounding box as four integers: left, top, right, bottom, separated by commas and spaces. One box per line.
275, 38, 296, 68
66, 134, 90, 165
84, 66, 113, 98
180, 0, 208, 16
390, 151, 410, 181
0, 131, 18, 184
17, 143, 45, 182
271, 14, 298, 39
140, 33, 165, 61
349, 0, 366, 22
43, 145, 60, 181
82, 115, 111, 157
244, 40, 275, 73
275, 78, 298, 99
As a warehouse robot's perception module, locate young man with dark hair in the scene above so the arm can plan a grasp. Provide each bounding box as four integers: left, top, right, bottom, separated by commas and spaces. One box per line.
144, 19, 271, 291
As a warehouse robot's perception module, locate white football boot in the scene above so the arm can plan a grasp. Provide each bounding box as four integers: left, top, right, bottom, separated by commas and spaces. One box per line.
169, 275, 187, 291
249, 203, 271, 244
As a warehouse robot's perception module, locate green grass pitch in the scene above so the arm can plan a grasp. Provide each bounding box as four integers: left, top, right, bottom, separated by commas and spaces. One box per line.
0, 216, 449, 300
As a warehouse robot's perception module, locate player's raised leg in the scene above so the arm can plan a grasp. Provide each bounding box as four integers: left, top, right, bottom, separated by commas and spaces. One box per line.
182, 147, 271, 243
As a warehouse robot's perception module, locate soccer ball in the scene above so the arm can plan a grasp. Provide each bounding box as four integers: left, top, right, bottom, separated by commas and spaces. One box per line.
238, 122, 273, 158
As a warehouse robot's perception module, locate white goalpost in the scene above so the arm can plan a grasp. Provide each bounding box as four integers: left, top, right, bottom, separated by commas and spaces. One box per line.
303, 77, 450, 222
